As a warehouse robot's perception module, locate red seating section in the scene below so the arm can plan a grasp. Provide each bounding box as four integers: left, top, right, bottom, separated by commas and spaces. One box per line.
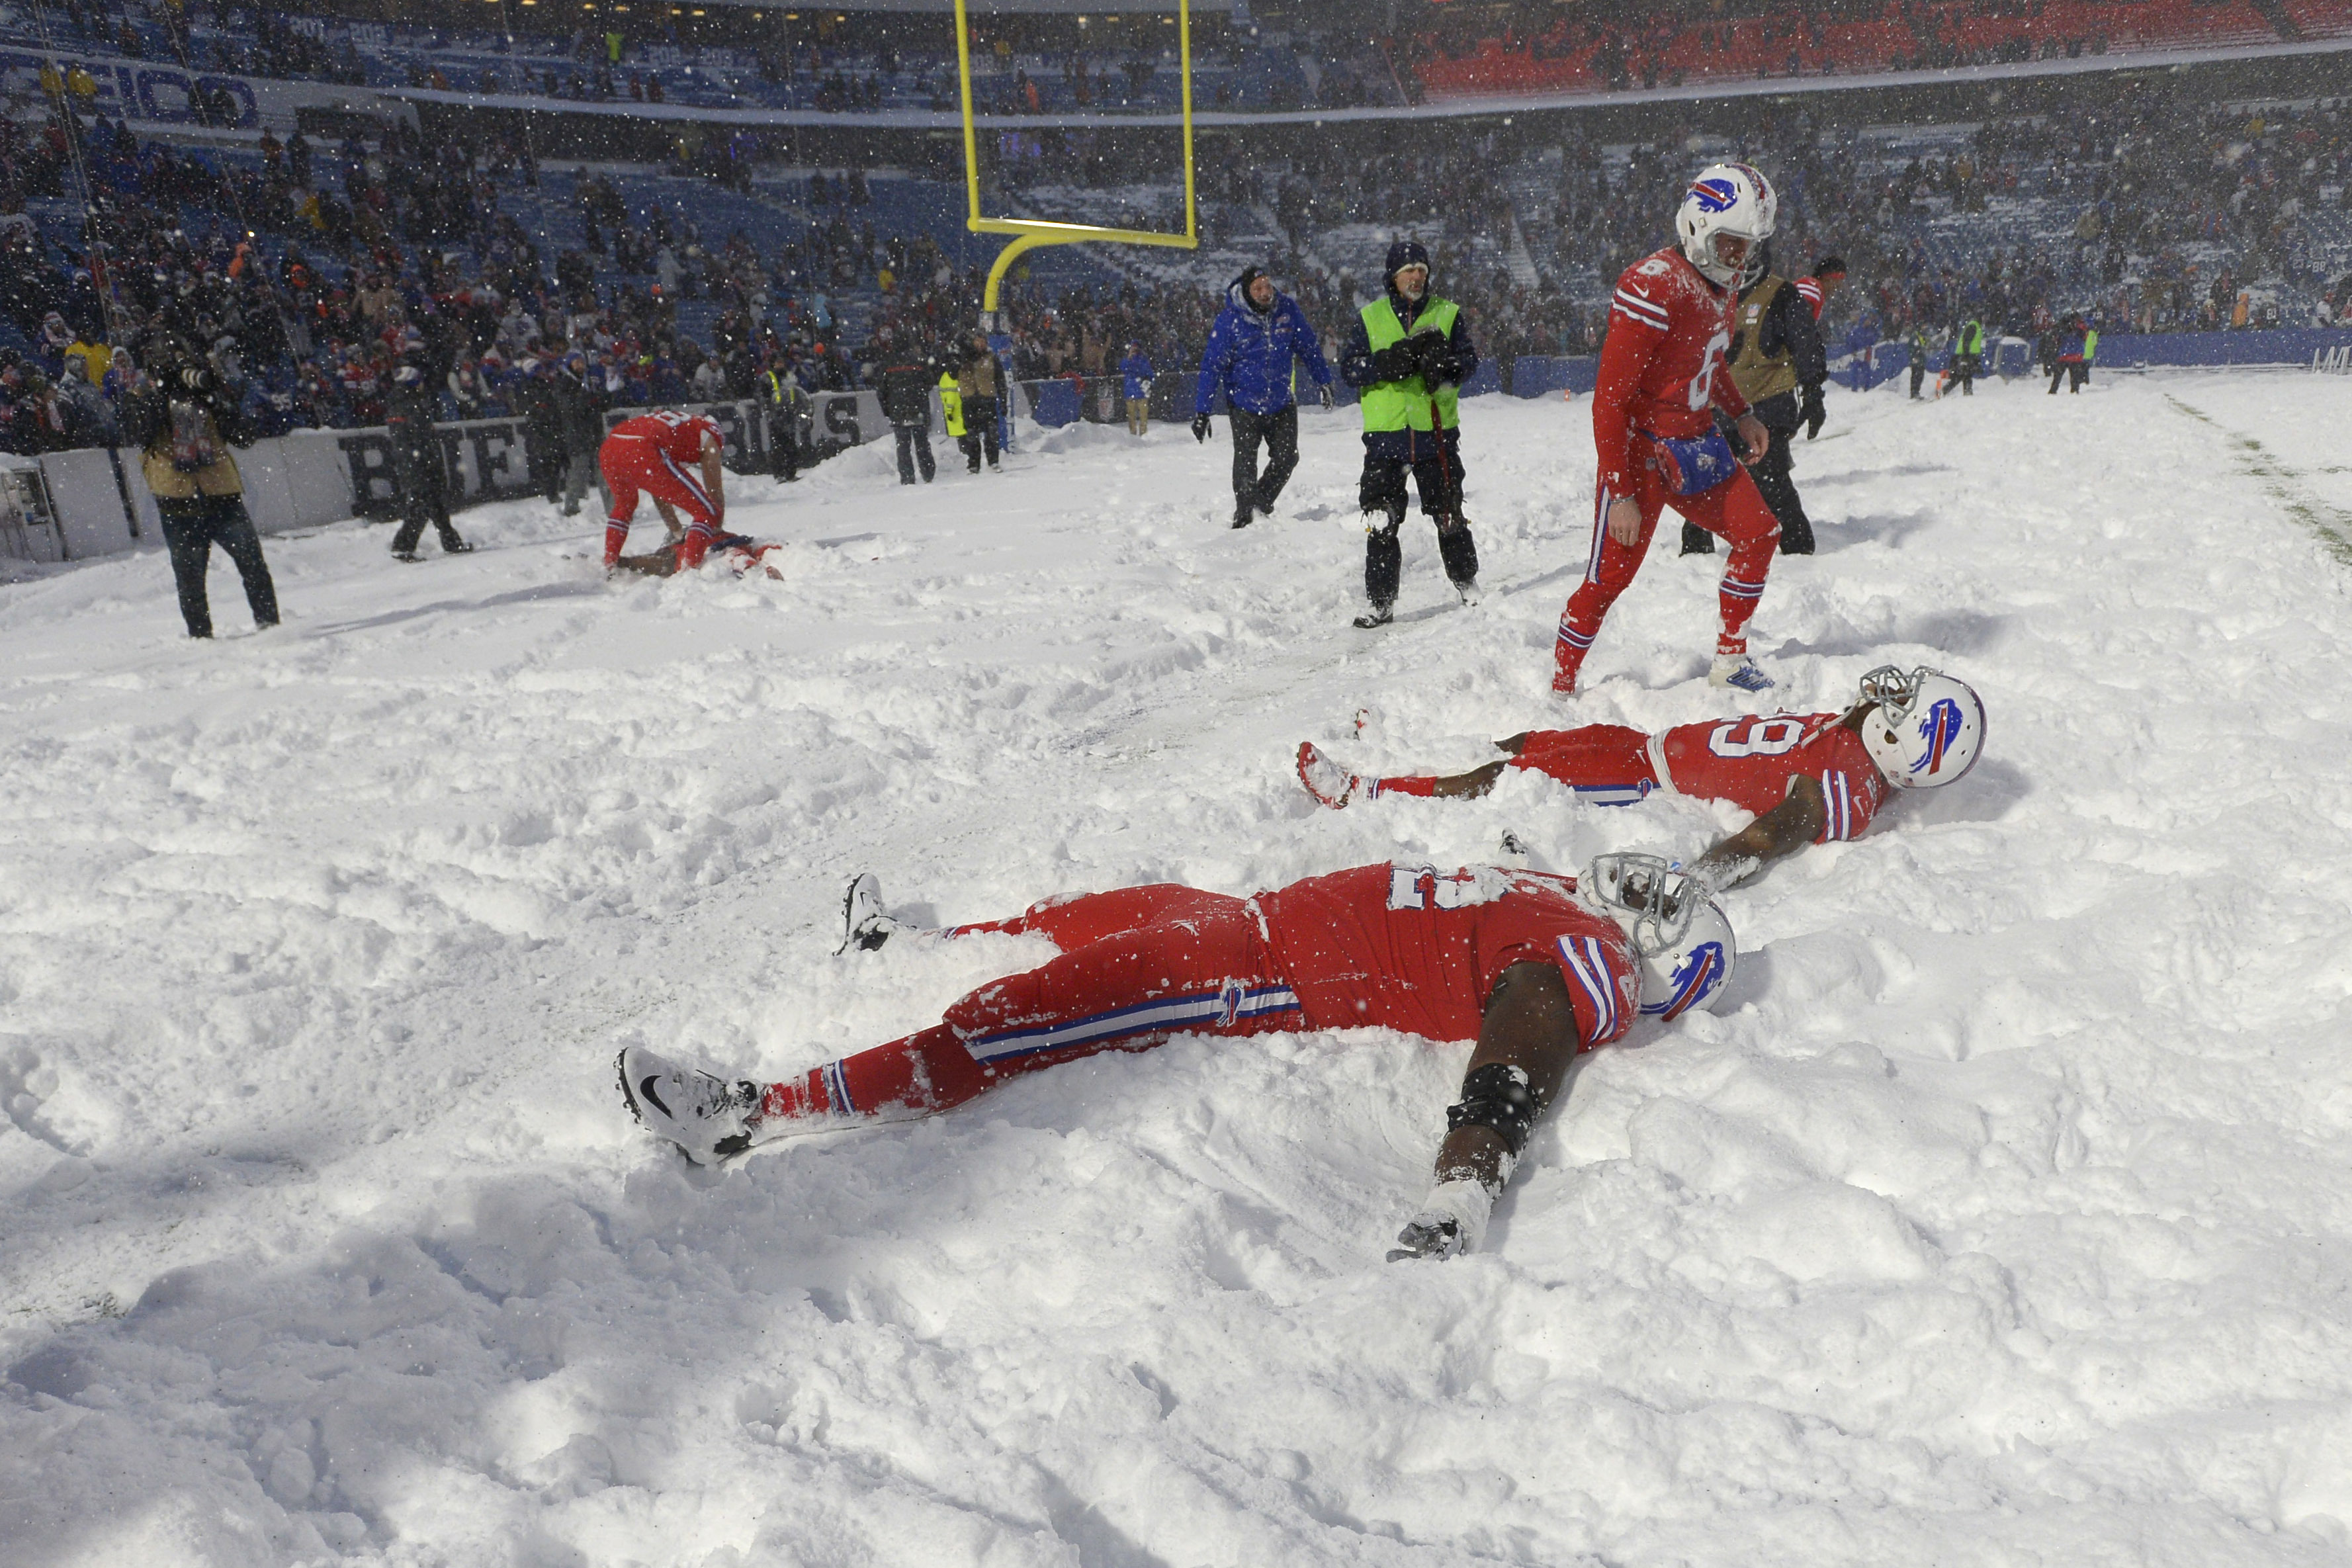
1412, 0, 2295, 100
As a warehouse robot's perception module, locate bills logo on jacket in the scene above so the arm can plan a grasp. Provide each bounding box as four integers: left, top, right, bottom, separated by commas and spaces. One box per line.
1913, 698, 1968, 779
1688, 177, 1741, 214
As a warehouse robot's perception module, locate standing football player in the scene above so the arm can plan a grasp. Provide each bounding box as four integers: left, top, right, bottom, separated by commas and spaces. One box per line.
617, 856, 1737, 1263
1553, 163, 1784, 696
1297, 666, 1985, 889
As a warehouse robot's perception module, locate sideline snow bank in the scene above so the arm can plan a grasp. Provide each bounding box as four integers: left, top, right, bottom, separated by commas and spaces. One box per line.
5, 380, 2352, 1567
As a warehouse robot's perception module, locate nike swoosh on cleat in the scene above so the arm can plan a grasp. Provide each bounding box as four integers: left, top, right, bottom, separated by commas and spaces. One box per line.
638, 1076, 674, 1118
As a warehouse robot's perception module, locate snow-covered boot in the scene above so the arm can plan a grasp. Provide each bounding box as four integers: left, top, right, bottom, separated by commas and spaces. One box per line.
616, 1046, 763, 1165
836, 871, 898, 954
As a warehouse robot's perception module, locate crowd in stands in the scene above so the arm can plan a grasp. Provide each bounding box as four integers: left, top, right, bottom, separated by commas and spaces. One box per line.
1397, 0, 2347, 100
0, 54, 2346, 458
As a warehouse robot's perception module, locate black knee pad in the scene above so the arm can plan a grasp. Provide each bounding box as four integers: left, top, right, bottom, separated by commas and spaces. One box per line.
1445, 1063, 1536, 1156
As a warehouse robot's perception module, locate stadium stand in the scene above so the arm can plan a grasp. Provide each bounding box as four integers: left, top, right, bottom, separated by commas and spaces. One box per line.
0, 0, 2344, 458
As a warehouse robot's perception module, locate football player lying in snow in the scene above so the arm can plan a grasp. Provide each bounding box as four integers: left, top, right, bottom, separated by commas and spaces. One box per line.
618, 855, 1735, 1262
1297, 666, 1984, 889
607, 531, 786, 580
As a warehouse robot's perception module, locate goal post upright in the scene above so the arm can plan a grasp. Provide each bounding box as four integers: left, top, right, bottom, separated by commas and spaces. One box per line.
953, 0, 1200, 328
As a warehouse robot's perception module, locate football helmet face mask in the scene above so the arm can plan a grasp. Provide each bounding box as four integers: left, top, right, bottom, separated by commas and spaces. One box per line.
1677, 163, 1778, 288
1582, 854, 1737, 1022
1859, 666, 1986, 789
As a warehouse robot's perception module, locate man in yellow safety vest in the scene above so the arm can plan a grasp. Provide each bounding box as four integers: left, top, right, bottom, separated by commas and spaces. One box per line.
1335, 240, 1480, 629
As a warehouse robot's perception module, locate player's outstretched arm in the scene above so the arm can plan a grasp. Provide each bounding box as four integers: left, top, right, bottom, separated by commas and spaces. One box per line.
1391, 963, 1581, 1261
1691, 777, 1827, 889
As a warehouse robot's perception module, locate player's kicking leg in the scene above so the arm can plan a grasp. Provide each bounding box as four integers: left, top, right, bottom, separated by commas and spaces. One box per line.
1676, 468, 1781, 691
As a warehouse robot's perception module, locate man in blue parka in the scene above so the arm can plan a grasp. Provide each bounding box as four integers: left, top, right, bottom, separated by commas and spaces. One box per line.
1193, 265, 1332, 529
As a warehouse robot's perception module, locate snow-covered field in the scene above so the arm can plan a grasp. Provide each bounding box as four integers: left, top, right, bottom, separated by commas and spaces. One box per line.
5, 370, 2352, 1568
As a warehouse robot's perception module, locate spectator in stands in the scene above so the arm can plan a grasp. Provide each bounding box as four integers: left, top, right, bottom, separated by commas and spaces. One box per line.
877, 346, 937, 486
1192, 265, 1331, 531
1338, 241, 1480, 628
1120, 341, 1154, 437
955, 333, 1005, 474
120, 335, 280, 640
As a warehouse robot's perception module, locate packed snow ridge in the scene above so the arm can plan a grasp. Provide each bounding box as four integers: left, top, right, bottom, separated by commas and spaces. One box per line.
5, 373, 2352, 1567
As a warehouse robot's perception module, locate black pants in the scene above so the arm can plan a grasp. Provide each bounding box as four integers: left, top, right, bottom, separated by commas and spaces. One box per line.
2050, 363, 2087, 394
160, 494, 279, 638
390, 442, 464, 555
1953, 360, 1975, 396
1685, 403, 1811, 555
893, 422, 936, 484
1909, 363, 1927, 398
1229, 404, 1299, 519
1360, 428, 1475, 608
961, 398, 1001, 470
528, 426, 565, 501
769, 415, 800, 480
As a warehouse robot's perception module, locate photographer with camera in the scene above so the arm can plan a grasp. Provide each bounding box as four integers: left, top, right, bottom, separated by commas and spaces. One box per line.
120, 333, 280, 640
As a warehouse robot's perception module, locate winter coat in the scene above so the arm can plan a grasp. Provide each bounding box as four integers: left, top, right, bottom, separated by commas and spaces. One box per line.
877, 360, 934, 425
1120, 352, 1154, 401
552, 371, 607, 453
1194, 281, 1330, 417
121, 382, 247, 501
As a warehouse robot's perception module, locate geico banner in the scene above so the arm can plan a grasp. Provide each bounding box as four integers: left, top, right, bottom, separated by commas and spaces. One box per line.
0, 48, 403, 130
336, 400, 768, 516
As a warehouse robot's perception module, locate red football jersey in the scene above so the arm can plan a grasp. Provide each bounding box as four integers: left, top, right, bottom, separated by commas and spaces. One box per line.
607, 410, 723, 464
1655, 712, 1886, 843
1592, 246, 1747, 493
1254, 864, 1637, 1050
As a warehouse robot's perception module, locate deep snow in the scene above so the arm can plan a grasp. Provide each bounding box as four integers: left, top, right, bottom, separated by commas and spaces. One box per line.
4, 370, 2352, 1568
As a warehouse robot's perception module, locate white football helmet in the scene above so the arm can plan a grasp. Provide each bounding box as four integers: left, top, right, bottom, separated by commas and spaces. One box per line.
1581, 854, 1737, 1022
1858, 666, 1986, 789
1677, 162, 1778, 288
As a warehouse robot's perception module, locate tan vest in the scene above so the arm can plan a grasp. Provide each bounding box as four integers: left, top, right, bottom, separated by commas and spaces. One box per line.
140, 401, 244, 501
1728, 275, 1798, 406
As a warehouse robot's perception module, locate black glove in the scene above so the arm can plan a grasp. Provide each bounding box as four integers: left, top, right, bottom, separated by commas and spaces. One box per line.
1318, 383, 1334, 409
1411, 333, 1448, 385
1191, 412, 1211, 443
1801, 384, 1826, 441
1368, 343, 1415, 382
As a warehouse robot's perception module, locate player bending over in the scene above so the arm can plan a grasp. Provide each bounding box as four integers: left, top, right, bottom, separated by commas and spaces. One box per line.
1556, 163, 1784, 696
600, 409, 727, 572
1299, 666, 1985, 889
618, 856, 1737, 1262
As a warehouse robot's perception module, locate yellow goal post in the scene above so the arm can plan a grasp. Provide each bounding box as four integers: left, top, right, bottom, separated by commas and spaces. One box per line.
953, 0, 1199, 322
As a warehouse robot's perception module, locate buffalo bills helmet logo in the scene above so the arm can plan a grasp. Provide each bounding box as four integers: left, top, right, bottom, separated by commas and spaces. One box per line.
1911, 698, 1966, 779
1646, 940, 1726, 1020
1689, 177, 1740, 214
1217, 978, 1247, 1027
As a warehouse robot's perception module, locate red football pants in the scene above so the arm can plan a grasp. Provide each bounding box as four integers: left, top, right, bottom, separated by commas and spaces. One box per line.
1510, 724, 1660, 795
758, 886, 1301, 1130
1553, 458, 1779, 691
601, 439, 718, 566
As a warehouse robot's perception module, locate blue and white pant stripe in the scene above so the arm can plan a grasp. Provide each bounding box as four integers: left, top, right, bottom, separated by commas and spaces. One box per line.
966, 984, 1302, 1066
1555, 934, 1621, 1044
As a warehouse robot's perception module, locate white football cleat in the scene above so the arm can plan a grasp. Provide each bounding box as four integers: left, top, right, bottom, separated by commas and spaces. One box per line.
617, 1045, 763, 1166
836, 871, 898, 954
1295, 741, 1360, 809
1387, 1178, 1496, 1262
1454, 578, 1482, 607
1710, 653, 1776, 692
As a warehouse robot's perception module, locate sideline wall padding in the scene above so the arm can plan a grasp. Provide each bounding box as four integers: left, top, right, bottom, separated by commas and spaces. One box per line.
40, 449, 135, 559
